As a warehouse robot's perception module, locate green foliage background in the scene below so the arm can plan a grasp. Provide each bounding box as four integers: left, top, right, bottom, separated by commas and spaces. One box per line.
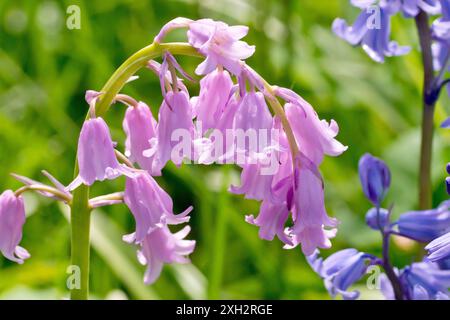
0, 0, 449, 299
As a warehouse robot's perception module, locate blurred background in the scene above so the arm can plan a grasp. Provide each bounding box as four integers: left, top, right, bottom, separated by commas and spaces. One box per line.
0, 0, 449, 300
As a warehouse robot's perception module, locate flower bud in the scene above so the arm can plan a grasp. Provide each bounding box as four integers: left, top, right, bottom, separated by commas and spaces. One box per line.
358, 153, 391, 206
365, 207, 390, 230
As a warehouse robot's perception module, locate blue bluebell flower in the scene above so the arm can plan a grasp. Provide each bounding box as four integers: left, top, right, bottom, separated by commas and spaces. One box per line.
380, 260, 450, 300
397, 200, 450, 242
400, 261, 450, 300
426, 231, 450, 262
307, 249, 376, 300
333, 1, 411, 63
358, 153, 391, 206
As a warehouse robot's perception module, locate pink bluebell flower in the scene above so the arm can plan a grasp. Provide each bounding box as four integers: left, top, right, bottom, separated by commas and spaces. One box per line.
0, 190, 30, 264
232, 91, 274, 157
135, 225, 195, 285
286, 155, 339, 255
123, 102, 161, 176
124, 172, 192, 243
154, 17, 255, 75
187, 19, 255, 75
154, 90, 194, 168
193, 68, 234, 131
230, 161, 277, 202
230, 116, 286, 202
67, 117, 136, 190
285, 101, 347, 166
245, 200, 292, 246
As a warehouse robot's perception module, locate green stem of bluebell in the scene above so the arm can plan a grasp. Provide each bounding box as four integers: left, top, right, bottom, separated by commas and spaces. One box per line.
208, 168, 230, 299
415, 10, 436, 210
70, 184, 91, 300
69, 42, 200, 300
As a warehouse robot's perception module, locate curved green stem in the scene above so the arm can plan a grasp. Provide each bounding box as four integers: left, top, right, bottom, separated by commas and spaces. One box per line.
69, 42, 200, 300
95, 42, 201, 117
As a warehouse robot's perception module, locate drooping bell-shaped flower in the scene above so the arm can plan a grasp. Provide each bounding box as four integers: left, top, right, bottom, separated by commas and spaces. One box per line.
230, 115, 286, 201
332, 3, 410, 63
187, 18, 255, 75
245, 200, 292, 246
426, 231, 450, 263
155, 90, 194, 169
124, 172, 192, 243
230, 162, 276, 202
358, 153, 391, 207
285, 100, 347, 166
136, 225, 195, 285
123, 102, 161, 176
397, 200, 450, 242
68, 117, 135, 190
286, 155, 338, 255
194, 68, 234, 131
307, 249, 373, 300
400, 261, 450, 300
0, 190, 30, 264
244, 126, 296, 246
232, 91, 273, 157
